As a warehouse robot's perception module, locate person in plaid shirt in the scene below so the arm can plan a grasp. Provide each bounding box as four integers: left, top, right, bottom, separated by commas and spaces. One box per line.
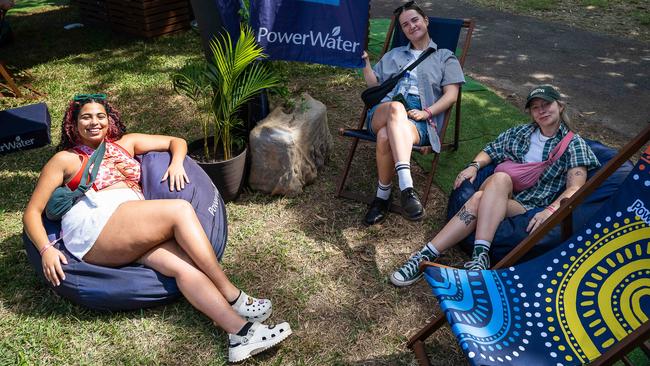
390, 84, 600, 287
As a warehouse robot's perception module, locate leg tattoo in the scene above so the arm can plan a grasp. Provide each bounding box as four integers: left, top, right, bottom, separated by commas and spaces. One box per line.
456, 206, 477, 226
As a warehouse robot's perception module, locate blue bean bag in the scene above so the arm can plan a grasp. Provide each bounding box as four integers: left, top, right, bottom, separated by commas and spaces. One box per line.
447, 139, 633, 263
22, 152, 227, 311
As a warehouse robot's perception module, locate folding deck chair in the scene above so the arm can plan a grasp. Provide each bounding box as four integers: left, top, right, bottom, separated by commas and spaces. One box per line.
336, 16, 475, 211
408, 125, 650, 365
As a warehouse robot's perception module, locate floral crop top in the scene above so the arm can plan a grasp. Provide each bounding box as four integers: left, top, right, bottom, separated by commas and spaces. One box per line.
66, 141, 141, 192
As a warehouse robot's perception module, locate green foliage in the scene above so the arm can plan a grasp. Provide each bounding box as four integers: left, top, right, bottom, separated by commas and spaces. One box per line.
238, 0, 251, 23
206, 24, 280, 160
173, 25, 280, 161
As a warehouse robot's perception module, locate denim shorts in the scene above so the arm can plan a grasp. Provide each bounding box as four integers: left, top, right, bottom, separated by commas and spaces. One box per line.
365, 93, 430, 147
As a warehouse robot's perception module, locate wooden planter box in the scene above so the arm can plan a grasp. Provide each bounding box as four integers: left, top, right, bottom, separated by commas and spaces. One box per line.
78, 0, 191, 38
78, 0, 110, 24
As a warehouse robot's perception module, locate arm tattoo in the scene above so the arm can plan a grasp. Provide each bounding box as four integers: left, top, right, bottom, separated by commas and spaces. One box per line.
456, 206, 477, 226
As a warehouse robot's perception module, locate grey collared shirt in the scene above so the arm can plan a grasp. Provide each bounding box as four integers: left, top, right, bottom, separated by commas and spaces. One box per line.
372, 39, 465, 152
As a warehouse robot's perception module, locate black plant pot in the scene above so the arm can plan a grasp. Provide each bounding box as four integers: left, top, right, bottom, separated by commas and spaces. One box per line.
188, 138, 247, 203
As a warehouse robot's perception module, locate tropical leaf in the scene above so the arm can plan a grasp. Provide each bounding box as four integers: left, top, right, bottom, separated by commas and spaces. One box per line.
201, 24, 281, 160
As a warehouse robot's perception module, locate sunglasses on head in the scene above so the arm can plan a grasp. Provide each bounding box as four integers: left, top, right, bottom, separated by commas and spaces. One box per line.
73, 93, 107, 102
393, 0, 415, 16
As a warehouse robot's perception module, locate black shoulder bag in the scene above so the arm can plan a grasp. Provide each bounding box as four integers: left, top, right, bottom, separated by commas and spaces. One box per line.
361, 47, 435, 109
45, 142, 106, 220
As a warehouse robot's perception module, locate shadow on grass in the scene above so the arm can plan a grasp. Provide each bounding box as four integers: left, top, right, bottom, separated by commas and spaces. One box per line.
4, 5, 202, 73
1, 230, 231, 363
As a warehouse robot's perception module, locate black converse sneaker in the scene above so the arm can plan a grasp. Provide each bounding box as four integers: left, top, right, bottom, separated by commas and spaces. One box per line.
390, 245, 437, 287
464, 249, 491, 270
228, 322, 292, 363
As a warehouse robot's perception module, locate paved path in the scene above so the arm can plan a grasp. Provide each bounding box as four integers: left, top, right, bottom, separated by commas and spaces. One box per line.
370, 0, 650, 138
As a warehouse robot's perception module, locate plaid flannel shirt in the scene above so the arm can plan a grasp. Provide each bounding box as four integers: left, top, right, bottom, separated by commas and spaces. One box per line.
483, 122, 600, 209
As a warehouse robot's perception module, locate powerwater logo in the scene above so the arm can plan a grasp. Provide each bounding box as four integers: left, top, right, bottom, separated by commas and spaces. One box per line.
628, 199, 650, 225
257, 25, 361, 53
0, 136, 35, 153
208, 186, 221, 216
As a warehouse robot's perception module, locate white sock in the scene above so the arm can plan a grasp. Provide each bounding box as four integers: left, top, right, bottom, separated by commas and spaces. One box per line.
395, 161, 413, 191
474, 239, 491, 252
376, 181, 392, 200
424, 241, 440, 257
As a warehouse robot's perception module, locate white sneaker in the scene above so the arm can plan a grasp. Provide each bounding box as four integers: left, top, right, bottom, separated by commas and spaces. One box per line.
228, 322, 292, 363
231, 291, 272, 322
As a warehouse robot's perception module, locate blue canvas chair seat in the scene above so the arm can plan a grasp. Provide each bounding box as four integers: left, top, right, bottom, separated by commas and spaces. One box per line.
407, 125, 650, 366
336, 16, 475, 211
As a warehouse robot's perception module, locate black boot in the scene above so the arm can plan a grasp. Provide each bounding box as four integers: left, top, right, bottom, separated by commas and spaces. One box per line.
363, 197, 390, 226
400, 188, 424, 221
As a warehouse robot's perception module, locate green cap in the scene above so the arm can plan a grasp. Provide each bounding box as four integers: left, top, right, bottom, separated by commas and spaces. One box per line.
525, 85, 561, 109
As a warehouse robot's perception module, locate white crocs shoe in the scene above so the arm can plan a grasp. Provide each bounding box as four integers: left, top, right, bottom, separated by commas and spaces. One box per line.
228, 322, 292, 363
231, 291, 272, 322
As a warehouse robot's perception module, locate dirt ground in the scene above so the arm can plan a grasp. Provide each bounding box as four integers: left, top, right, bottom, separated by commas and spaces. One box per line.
459, 0, 648, 149
466, 0, 650, 42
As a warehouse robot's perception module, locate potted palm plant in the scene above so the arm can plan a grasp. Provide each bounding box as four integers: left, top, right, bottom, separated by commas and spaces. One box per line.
173, 24, 279, 201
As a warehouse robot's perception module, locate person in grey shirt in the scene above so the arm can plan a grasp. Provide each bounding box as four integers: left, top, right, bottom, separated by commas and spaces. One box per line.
360, 0, 465, 227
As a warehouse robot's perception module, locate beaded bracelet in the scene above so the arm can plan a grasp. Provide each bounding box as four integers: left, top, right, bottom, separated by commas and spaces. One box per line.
546, 205, 556, 214
424, 107, 433, 120
465, 161, 480, 170
39, 239, 59, 256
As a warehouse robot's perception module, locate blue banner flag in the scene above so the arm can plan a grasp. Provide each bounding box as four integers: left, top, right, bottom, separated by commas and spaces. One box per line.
250, 0, 369, 68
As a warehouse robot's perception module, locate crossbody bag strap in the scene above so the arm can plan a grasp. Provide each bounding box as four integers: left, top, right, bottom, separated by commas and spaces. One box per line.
77, 141, 106, 192
547, 131, 575, 163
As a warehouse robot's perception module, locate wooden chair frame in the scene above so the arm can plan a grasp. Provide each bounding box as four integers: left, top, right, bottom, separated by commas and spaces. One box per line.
0, 9, 22, 98
336, 17, 475, 212
408, 124, 650, 366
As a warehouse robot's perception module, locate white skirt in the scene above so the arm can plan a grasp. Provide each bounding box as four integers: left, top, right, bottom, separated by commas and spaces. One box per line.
61, 188, 143, 260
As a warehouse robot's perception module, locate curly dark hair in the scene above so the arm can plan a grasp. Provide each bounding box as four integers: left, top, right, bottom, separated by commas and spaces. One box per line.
58, 97, 127, 150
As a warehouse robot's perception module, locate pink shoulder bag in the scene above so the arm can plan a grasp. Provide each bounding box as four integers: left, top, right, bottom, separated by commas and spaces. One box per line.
494, 131, 574, 193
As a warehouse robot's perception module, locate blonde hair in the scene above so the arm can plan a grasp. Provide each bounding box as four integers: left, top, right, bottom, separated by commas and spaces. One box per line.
529, 100, 572, 130
557, 100, 572, 128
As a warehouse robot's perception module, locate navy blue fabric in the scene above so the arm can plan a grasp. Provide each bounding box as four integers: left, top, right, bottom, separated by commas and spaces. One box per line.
138, 151, 228, 260
447, 139, 634, 263
22, 152, 227, 311
391, 16, 463, 52
250, 0, 369, 68
0, 103, 51, 155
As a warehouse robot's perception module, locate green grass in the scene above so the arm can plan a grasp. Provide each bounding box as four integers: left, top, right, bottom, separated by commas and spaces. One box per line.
7, 0, 69, 13
1, 4, 644, 366
414, 90, 527, 193
580, 0, 609, 7
634, 10, 650, 25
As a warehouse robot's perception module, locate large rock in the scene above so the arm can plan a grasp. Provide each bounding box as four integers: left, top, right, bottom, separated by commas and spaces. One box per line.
249, 93, 332, 196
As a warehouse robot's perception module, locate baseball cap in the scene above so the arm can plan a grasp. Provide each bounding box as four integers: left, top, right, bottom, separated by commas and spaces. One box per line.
525, 85, 561, 109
